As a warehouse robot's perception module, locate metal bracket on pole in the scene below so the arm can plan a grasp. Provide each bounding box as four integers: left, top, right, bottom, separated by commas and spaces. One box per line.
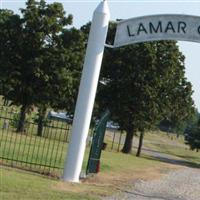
104, 44, 114, 48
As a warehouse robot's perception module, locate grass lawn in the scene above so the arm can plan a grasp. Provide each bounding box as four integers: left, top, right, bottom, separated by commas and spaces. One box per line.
0, 167, 97, 200
0, 131, 199, 200
143, 131, 200, 165
0, 152, 167, 200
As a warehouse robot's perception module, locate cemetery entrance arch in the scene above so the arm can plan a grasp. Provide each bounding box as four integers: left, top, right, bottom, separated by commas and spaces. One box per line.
64, 1, 200, 183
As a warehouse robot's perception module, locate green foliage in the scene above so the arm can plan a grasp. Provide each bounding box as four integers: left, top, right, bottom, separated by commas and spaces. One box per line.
95, 22, 194, 154
18, 0, 76, 111
160, 108, 198, 134
1, 168, 97, 200
10, 111, 33, 130
0, 9, 22, 100
10, 112, 20, 129
185, 113, 200, 151
0, 0, 85, 132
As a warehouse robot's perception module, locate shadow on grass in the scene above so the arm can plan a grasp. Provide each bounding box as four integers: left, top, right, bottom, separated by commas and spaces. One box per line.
142, 154, 200, 169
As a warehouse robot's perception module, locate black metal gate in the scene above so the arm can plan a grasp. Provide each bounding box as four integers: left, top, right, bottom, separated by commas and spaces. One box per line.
0, 104, 71, 177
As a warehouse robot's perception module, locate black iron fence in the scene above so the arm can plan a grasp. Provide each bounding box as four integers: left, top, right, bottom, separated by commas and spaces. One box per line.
0, 103, 124, 177
0, 104, 71, 177
104, 128, 124, 152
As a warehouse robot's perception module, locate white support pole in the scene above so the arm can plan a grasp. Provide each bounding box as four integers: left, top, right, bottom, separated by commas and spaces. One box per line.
63, 0, 110, 183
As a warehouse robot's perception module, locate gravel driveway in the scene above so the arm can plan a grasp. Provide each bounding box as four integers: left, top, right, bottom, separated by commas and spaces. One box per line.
103, 168, 200, 200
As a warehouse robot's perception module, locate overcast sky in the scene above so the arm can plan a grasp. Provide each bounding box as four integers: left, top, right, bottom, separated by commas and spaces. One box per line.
2, 0, 200, 111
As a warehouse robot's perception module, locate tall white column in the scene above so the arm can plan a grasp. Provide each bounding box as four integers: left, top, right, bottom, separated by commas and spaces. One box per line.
63, 0, 110, 183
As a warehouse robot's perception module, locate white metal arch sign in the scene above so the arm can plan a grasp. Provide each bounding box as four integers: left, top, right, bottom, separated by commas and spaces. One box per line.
114, 14, 200, 47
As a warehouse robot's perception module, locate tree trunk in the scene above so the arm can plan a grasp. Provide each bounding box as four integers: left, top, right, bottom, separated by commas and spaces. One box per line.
37, 106, 46, 137
16, 104, 27, 133
121, 127, 135, 154
136, 130, 144, 157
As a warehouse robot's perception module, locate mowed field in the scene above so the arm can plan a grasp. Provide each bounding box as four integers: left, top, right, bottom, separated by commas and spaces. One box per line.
0, 131, 199, 200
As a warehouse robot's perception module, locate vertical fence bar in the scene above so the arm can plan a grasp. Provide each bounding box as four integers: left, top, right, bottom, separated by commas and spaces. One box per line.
48, 119, 60, 172
117, 131, 123, 152
111, 131, 116, 150
28, 122, 39, 168
15, 118, 26, 164
65, 123, 70, 143
51, 120, 65, 170
35, 123, 45, 170
21, 121, 31, 165
5, 110, 14, 163
25, 121, 35, 167
43, 119, 57, 172
0, 103, 72, 175
0, 106, 6, 146
1, 107, 11, 158
10, 130, 19, 166
8, 106, 19, 165
58, 125, 69, 166
40, 122, 50, 171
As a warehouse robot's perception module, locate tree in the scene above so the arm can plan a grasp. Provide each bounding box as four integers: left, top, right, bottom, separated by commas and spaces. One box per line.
97, 23, 160, 153
97, 22, 194, 155
158, 81, 194, 138
0, 9, 28, 132
185, 112, 200, 152
155, 41, 195, 138
0, 0, 84, 135
34, 27, 85, 136
53, 27, 85, 112
135, 41, 195, 156
21, 0, 76, 136
0, 10, 16, 96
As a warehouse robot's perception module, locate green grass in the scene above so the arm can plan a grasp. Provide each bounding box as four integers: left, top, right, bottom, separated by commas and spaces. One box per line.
0, 130, 68, 171
0, 149, 165, 200
0, 127, 94, 177
0, 167, 98, 200
0, 102, 199, 200
101, 149, 162, 172
143, 131, 200, 166
0, 104, 72, 176
1, 130, 200, 200
0, 103, 93, 176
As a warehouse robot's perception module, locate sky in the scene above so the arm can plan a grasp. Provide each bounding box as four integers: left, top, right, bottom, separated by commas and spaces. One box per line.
1, 0, 200, 111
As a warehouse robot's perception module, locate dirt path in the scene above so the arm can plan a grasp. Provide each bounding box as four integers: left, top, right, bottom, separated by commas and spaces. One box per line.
103, 167, 200, 200
104, 131, 200, 199
102, 142, 200, 200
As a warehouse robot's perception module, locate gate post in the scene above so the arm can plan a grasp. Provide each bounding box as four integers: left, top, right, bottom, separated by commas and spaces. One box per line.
63, 0, 110, 182
86, 110, 110, 175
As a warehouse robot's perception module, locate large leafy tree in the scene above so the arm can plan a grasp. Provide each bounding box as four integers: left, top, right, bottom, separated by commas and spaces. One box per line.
135, 42, 194, 156
21, 0, 76, 136
97, 22, 194, 155
35, 27, 85, 136
53, 28, 85, 112
185, 112, 200, 152
0, 0, 84, 134
0, 9, 27, 132
0, 10, 10, 95
154, 41, 195, 136
159, 80, 194, 137
0, 10, 22, 99
96, 23, 159, 153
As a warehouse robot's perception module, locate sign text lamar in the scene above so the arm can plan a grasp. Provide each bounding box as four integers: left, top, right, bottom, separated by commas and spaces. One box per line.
114, 15, 200, 47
